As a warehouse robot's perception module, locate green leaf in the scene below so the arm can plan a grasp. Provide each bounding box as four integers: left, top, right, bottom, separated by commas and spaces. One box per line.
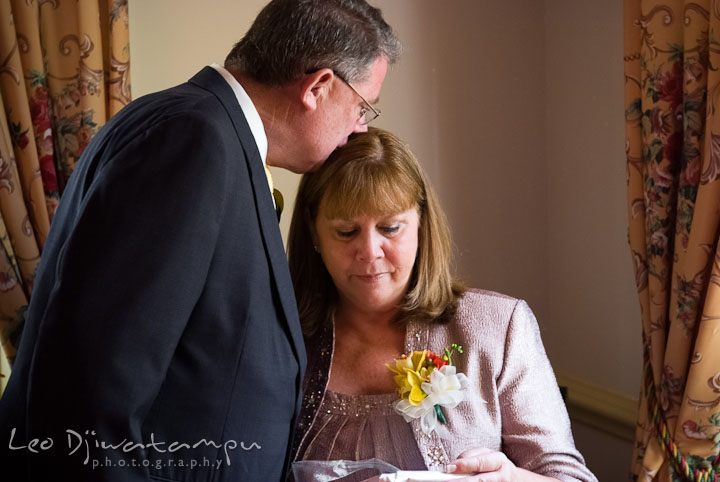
29, 69, 46, 86
668, 43, 684, 62
82, 109, 97, 128
435, 405, 447, 425
642, 143, 651, 162
709, 412, 720, 426
648, 138, 664, 164
685, 110, 703, 136
641, 113, 652, 139
677, 202, 693, 228
627, 99, 642, 126
627, 98, 642, 117
683, 145, 701, 166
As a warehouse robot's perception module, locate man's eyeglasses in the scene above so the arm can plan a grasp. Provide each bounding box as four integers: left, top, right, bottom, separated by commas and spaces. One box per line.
334, 72, 381, 125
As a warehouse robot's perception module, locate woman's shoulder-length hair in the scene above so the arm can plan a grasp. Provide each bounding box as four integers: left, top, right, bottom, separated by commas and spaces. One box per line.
287, 127, 465, 336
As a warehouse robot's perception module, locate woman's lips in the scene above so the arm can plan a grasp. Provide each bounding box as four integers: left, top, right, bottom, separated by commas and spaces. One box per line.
354, 273, 386, 282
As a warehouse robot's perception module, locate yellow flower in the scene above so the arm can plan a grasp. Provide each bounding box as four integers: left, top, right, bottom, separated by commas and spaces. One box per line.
386, 350, 435, 404
407, 370, 427, 405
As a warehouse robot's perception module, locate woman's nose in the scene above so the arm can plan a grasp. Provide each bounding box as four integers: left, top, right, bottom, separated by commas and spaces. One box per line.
355, 231, 383, 261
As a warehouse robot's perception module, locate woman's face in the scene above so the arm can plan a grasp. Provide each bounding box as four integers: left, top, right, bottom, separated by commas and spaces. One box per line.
314, 205, 420, 317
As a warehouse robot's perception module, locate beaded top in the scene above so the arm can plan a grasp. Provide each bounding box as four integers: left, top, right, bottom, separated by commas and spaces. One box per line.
296, 390, 426, 477
320, 390, 398, 417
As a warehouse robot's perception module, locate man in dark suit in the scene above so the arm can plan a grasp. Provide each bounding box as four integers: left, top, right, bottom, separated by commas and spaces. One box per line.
0, 1, 400, 480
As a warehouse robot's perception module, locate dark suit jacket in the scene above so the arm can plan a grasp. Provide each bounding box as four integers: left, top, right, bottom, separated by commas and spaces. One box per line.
0, 67, 306, 482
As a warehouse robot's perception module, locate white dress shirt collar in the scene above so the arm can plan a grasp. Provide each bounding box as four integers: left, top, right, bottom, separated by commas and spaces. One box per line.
210, 63, 268, 166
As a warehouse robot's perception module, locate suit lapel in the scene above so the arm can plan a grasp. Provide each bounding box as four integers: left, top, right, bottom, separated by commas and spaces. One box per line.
188, 67, 306, 373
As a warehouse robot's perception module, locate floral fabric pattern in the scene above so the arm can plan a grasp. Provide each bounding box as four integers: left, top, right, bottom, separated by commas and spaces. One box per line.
0, 0, 130, 397
625, 1, 720, 480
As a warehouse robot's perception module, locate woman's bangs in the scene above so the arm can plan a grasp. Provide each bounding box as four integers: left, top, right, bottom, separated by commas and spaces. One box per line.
320, 165, 418, 219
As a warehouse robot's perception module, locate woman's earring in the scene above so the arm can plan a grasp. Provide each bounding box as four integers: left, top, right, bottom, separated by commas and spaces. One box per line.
313, 245, 319, 253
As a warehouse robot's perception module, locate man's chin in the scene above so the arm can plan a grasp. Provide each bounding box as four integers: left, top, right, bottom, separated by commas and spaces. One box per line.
287, 157, 326, 174
305, 158, 327, 172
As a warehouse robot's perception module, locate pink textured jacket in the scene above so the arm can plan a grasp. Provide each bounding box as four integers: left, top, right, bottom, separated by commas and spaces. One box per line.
292, 289, 597, 482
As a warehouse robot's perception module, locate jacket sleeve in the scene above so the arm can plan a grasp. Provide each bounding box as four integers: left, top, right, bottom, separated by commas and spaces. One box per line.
23, 113, 234, 481
496, 300, 598, 482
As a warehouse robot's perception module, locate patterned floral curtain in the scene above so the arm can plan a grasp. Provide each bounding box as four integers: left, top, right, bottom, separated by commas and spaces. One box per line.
626, 1, 720, 481
0, 0, 130, 397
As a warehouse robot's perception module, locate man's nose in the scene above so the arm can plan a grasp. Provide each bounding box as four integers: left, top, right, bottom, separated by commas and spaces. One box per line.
353, 122, 369, 134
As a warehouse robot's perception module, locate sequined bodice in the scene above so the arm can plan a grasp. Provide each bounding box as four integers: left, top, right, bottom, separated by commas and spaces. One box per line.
297, 390, 427, 479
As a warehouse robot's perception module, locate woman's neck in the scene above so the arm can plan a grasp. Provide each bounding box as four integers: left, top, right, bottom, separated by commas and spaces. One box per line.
328, 304, 407, 395
334, 303, 401, 341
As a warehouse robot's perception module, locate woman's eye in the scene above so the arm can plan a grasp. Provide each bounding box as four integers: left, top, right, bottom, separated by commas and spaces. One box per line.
337, 229, 356, 238
379, 225, 400, 235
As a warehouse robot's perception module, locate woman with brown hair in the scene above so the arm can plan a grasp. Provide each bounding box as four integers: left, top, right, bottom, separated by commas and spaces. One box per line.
287, 128, 596, 482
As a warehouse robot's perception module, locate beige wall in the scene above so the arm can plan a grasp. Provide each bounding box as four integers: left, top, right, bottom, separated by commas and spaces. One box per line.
545, 0, 641, 398
130, 0, 638, 475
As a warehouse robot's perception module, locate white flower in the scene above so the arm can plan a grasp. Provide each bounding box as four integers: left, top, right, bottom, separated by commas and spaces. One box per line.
393, 365, 470, 435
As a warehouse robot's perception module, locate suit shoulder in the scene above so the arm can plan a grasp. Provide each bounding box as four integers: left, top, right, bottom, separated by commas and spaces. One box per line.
459, 288, 519, 312
112, 83, 228, 135
453, 288, 532, 335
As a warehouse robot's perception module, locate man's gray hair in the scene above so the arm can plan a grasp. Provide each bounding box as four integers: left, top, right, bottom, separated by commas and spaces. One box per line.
225, 0, 401, 86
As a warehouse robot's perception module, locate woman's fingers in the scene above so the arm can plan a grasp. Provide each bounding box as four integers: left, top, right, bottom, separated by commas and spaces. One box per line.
447, 450, 505, 474
445, 449, 520, 482
442, 472, 507, 482
455, 447, 495, 460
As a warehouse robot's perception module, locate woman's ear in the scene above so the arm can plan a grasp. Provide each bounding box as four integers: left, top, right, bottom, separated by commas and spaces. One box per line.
300, 69, 335, 111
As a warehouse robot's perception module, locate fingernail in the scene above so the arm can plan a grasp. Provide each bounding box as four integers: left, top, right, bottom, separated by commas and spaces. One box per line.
446, 464, 457, 473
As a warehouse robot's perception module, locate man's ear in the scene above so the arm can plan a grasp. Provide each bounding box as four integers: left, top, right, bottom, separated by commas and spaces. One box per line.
301, 69, 335, 111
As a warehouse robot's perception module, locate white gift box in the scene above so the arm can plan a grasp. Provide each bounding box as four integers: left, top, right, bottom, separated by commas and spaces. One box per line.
379, 471, 467, 482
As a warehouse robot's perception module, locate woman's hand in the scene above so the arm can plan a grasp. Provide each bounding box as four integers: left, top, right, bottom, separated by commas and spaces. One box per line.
446, 447, 517, 481
446, 447, 561, 482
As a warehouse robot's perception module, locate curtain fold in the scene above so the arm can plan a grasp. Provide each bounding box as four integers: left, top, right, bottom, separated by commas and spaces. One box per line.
626, 1, 720, 480
0, 0, 130, 397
